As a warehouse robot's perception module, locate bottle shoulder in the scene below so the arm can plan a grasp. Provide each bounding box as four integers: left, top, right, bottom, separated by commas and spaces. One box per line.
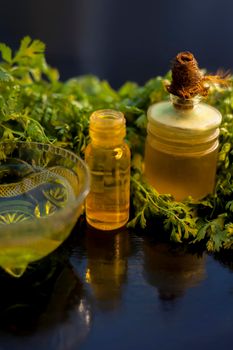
85, 141, 131, 159
85, 141, 130, 151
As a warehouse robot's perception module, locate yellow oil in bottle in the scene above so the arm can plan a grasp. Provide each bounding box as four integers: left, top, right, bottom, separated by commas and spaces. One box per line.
144, 138, 218, 201
85, 110, 130, 230
144, 98, 222, 201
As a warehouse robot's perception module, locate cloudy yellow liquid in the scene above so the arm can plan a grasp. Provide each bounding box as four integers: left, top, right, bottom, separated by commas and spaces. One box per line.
144, 140, 218, 201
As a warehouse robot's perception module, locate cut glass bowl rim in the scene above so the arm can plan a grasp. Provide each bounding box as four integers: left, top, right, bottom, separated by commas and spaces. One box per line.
0, 141, 90, 229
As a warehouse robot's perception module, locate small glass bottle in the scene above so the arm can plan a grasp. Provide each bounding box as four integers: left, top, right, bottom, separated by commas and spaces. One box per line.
144, 95, 222, 201
85, 109, 131, 230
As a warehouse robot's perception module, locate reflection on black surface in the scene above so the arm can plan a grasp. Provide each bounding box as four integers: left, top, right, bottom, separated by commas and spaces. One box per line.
84, 227, 130, 311
143, 241, 206, 304
0, 248, 91, 350
214, 250, 233, 273
1, 226, 233, 349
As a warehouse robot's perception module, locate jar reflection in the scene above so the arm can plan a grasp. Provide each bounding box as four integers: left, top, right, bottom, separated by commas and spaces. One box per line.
85, 227, 130, 311
143, 242, 206, 303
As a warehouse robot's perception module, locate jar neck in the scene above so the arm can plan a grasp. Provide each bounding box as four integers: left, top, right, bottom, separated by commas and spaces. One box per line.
89, 109, 126, 146
170, 94, 201, 110
147, 129, 219, 156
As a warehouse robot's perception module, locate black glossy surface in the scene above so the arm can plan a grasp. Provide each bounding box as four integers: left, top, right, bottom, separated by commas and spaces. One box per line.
0, 224, 233, 350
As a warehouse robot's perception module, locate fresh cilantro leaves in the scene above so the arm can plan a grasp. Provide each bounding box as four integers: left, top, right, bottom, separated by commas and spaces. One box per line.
0, 37, 232, 251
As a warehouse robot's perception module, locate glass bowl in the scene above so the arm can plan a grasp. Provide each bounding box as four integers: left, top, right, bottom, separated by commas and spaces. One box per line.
0, 141, 90, 277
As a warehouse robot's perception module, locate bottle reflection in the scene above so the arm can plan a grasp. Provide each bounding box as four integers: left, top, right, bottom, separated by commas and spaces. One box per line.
143, 241, 206, 304
85, 227, 130, 311
0, 256, 91, 350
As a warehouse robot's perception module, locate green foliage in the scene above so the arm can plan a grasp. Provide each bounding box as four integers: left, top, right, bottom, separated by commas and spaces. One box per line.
193, 215, 228, 251
0, 37, 232, 252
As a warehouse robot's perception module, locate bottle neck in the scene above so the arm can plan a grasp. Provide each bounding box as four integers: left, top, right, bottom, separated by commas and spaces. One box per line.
170, 94, 201, 110
89, 109, 126, 146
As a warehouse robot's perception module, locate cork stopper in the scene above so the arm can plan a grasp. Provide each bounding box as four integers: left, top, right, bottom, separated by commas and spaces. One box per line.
166, 51, 229, 108
167, 52, 208, 99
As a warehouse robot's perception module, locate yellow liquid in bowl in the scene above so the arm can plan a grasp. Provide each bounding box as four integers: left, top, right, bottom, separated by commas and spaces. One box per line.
0, 159, 78, 277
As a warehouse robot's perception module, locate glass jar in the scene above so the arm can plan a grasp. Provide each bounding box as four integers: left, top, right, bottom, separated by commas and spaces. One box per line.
144, 95, 222, 201
85, 109, 131, 230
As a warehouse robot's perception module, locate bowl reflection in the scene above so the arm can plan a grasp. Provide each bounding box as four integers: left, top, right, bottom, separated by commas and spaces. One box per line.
0, 142, 90, 277
0, 255, 91, 350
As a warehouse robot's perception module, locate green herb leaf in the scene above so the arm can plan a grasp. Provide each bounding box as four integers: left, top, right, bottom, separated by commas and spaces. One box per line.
0, 43, 12, 63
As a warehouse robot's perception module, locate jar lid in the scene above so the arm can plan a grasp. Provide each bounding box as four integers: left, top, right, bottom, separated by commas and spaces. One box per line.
147, 100, 222, 133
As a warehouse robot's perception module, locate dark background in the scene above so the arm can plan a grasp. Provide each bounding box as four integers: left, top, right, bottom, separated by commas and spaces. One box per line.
0, 0, 232, 87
